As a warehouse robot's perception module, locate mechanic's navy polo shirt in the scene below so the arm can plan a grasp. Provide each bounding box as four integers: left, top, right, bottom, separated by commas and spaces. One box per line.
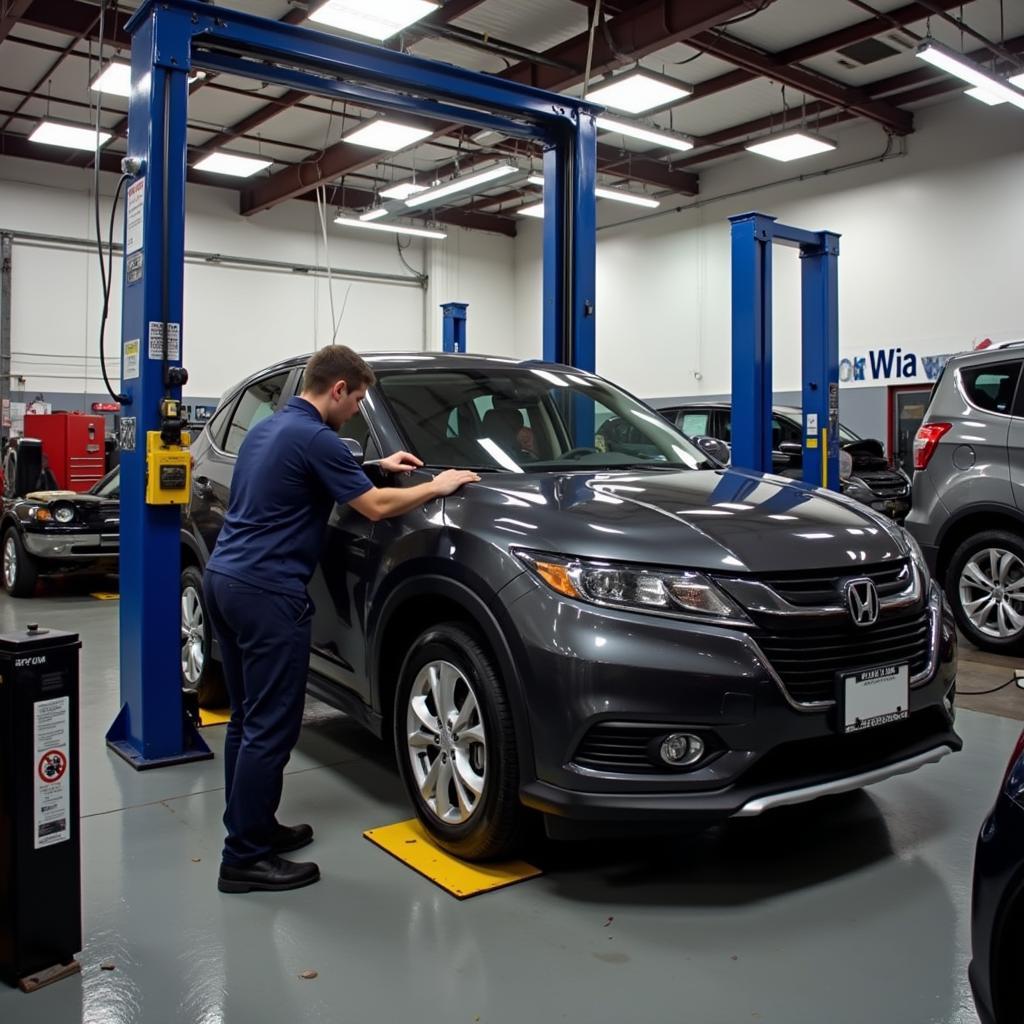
207, 397, 373, 595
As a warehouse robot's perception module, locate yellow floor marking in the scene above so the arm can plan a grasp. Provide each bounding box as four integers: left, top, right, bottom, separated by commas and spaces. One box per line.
90, 592, 120, 600
198, 707, 231, 727
363, 818, 542, 899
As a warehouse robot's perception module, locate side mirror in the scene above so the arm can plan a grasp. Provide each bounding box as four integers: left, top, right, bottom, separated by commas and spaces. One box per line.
340, 437, 364, 462
693, 435, 730, 465
778, 441, 803, 465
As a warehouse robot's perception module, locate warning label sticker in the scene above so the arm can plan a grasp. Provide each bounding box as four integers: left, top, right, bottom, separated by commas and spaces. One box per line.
124, 338, 140, 380
148, 321, 180, 361
34, 697, 71, 849
126, 178, 145, 255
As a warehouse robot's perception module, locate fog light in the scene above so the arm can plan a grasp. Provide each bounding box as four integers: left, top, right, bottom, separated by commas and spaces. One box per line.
659, 732, 704, 767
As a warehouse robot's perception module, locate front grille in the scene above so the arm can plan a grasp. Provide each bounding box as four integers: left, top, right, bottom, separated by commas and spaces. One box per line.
572, 722, 721, 774
754, 559, 910, 607
857, 471, 910, 498
753, 605, 932, 705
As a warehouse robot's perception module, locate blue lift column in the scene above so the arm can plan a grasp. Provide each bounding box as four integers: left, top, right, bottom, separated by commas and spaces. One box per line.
106, 3, 211, 767
729, 212, 841, 491
441, 302, 467, 353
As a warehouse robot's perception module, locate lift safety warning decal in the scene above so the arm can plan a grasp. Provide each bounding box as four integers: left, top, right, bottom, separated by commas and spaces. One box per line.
34, 697, 71, 849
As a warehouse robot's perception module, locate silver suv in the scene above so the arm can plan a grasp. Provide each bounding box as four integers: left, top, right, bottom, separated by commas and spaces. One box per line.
907, 344, 1024, 653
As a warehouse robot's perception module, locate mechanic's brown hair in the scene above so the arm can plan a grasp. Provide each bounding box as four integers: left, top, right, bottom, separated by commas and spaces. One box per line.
302, 345, 376, 395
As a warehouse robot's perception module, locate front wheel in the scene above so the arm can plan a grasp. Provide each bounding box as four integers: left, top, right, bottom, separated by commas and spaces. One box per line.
947, 530, 1024, 653
3, 527, 38, 597
180, 566, 227, 709
395, 623, 525, 862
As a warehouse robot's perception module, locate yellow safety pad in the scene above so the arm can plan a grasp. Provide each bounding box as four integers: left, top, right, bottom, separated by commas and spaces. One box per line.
90, 592, 120, 600
363, 818, 542, 899
199, 707, 231, 727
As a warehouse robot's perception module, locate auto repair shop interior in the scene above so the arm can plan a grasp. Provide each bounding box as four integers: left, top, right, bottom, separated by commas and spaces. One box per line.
1, 0, 1024, 1021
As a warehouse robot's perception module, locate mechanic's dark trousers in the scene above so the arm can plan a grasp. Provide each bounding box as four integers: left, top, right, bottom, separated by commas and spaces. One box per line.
204, 569, 313, 866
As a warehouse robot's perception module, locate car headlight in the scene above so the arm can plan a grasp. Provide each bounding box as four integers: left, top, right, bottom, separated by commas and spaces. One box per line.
514, 550, 749, 623
27, 507, 51, 521
53, 504, 75, 524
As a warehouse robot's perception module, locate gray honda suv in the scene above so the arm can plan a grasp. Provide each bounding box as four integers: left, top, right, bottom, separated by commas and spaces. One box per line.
907, 344, 1024, 654
181, 353, 960, 860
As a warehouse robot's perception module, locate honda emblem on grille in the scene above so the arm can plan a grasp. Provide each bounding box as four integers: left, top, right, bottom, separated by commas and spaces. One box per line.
845, 578, 879, 627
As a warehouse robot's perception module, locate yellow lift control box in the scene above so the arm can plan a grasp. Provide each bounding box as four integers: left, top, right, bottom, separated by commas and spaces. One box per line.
145, 431, 191, 505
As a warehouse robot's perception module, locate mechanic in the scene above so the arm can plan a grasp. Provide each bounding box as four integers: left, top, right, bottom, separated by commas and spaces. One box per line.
205, 344, 480, 894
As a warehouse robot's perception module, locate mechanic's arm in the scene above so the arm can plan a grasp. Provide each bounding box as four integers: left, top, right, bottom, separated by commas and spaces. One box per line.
349, 467, 479, 522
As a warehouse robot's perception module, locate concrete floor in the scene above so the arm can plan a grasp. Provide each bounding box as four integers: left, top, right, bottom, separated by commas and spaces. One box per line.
2, 584, 1022, 1024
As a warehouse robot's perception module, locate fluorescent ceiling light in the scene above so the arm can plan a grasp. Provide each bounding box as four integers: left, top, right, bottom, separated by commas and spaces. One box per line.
359, 207, 390, 221
308, 0, 438, 40
965, 86, 1006, 105
380, 181, 428, 200
527, 175, 660, 208
1012, 73, 1024, 89
344, 119, 432, 151
595, 115, 693, 152
472, 129, 502, 145
405, 163, 518, 207
586, 70, 691, 114
518, 202, 545, 218
193, 152, 271, 177
91, 62, 131, 97
334, 216, 446, 240
745, 131, 837, 162
29, 121, 111, 151
916, 40, 1024, 111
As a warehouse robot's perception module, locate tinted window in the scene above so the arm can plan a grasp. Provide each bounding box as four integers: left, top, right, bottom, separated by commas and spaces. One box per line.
961, 361, 1021, 414
223, 373, 289, 455
205, 399, 234, 450
91, 468, 120, 498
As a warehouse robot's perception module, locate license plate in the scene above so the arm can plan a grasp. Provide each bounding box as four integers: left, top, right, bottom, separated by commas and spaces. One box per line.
840, 663, 909, 734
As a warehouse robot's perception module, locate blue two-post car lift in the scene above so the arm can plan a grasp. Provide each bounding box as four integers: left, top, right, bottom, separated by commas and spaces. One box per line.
106, 0, 601, 768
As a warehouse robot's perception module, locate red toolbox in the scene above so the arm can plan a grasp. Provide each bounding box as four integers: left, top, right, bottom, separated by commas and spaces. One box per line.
22, 414, 106, 492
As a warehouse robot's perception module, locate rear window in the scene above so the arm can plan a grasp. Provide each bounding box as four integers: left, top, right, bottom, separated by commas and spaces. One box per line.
960, 361, 1021, 414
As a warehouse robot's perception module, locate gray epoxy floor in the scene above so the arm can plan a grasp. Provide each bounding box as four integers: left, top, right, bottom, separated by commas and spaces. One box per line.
1, 585, 1021, 1024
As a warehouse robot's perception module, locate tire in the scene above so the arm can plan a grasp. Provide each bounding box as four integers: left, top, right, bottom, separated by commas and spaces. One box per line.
180, 566, 228, 709
2, 526, 38, 597
947, 530, 1024, 654
395, 623, 525, 862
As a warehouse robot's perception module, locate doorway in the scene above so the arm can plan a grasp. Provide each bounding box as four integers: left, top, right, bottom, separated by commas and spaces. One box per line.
889, 385, 933, 474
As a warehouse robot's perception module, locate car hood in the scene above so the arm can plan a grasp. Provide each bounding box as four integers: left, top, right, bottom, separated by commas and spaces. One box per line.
451, 466, 907, 573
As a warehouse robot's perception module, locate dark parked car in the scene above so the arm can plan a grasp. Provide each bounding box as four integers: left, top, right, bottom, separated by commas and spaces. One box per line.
971, 723, 1024, 1024
648, 401, 913, 521
1, 443, 119, 597
181, 353, 960, 860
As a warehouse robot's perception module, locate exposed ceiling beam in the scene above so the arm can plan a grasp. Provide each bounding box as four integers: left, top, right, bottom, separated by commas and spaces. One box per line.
690, 31, 914, 134
20, 0, 130, 47
0, 0, 33, 43
242, 0, 754, 214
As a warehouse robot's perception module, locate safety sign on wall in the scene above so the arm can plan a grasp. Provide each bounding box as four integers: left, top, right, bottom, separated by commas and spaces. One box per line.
34, 697, 71, 849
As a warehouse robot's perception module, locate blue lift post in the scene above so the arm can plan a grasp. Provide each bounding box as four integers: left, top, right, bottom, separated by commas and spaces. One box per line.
729, 212, 841, 491
108, 0, 600, 768
441, 302, 468, 353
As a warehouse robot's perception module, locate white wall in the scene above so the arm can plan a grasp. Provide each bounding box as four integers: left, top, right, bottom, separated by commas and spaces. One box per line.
0, 156, 517, 401
513, 96, 1024, 400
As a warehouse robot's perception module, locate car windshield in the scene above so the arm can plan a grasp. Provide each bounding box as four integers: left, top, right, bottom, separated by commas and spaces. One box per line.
377, 367, 713, 473
91, 468, 119, 498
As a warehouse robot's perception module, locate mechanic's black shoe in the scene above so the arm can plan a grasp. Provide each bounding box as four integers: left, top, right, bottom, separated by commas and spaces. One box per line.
218, 855, 320, 894
271, 822, 314, 854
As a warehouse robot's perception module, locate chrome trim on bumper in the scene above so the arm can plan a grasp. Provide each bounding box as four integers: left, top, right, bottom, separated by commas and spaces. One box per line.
22, 531, 119, 558
732, 743, 955, 817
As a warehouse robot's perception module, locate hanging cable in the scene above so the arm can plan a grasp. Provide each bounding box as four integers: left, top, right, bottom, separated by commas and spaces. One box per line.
315, 185, 342, 345
582, 0, 602, 96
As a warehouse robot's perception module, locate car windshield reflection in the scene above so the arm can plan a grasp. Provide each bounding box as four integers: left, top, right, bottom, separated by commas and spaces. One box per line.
377, 368, 712, 473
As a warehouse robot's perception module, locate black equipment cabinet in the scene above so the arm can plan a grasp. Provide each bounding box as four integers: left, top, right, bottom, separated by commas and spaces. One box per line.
0, 625, 82, 987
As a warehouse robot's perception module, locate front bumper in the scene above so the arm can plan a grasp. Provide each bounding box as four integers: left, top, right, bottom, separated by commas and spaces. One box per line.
22, 529, 119, 560
506, 578, 959, 823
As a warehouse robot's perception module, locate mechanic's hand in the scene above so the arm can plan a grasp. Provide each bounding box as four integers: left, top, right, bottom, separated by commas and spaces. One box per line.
432, 469, 481, 495
379, 451, 424, 474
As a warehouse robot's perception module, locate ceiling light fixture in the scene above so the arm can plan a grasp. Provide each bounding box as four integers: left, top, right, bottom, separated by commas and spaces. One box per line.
359, 207, 390, 221
193, 152, 272, 177
517, 202, 545, 218
334, 215, 447, 240
526, 174, 660, 208
90, 62, 132, 97
585, 69, 691, 114
29, 121, 112, 151
916, 39, 1024, 111
745, 130, 837, 162
595, 115, 694, 152
380, 181, 428, 200
965, 86, 1006, 105
344, 119, 433, 151
308, 0, 438, 41
404, 163, 519, 207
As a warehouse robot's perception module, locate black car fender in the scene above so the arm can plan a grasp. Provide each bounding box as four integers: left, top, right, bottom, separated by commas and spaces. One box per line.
368, 568, 537, 785
179, 525, 210, 571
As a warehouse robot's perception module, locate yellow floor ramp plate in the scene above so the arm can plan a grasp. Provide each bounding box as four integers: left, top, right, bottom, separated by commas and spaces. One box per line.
90, 592, 120, 600
198, 707, 231, 727
363, 819, 542, 899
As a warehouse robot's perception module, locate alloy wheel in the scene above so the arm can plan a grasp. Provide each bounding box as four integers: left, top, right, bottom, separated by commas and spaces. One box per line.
180, 585, 206, 684
405, 659, 487, 825
3, 537, 15, 590
959, 547, 1024, 639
